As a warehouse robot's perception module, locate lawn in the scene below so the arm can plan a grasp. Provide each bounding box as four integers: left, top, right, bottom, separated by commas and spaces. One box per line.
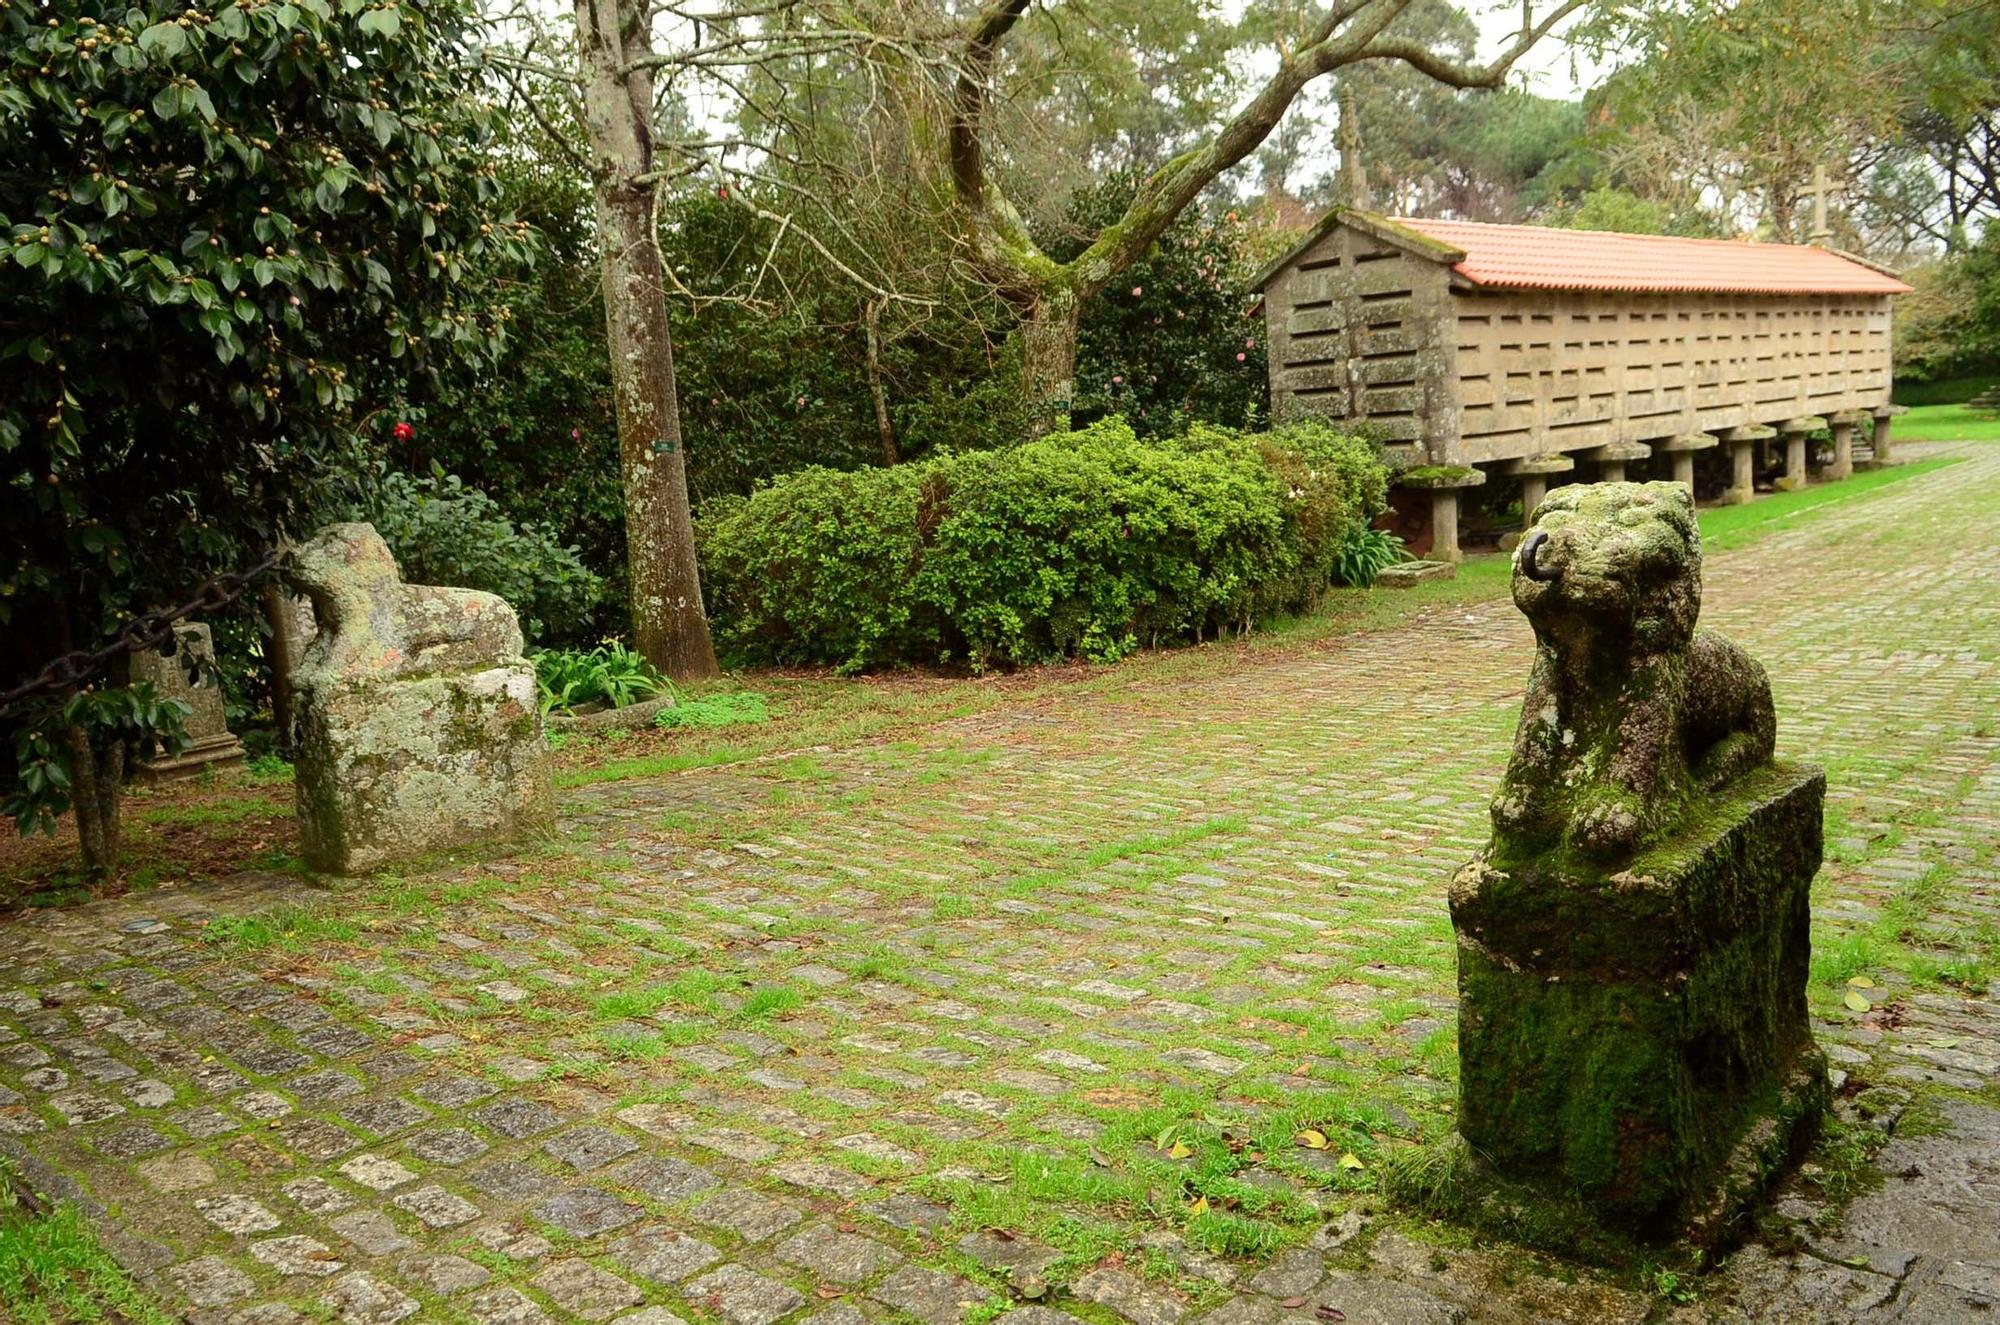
0, 1163, 173, 1325
1895, 402, 2000, 443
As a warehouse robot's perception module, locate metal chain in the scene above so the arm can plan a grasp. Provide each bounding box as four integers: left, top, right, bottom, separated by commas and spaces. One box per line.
0, 548, 284, 716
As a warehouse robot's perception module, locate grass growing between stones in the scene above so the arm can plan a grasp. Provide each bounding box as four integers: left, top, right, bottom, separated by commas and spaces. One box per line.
0, 1163, 173, 1325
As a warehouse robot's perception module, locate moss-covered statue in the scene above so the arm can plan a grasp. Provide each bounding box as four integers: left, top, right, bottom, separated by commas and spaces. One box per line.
1491, 482, 1775, 860
1402, 481, 1827, 1253
285, 523, 553, 874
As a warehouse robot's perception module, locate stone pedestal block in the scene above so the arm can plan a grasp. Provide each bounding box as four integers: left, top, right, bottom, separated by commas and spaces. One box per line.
286, 523, 553, 874
1452, 765, 1828, 1242
130, 621, 246, 780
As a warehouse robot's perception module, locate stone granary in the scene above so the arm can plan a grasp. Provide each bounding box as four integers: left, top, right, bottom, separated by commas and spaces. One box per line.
1255, 211, 1911, 557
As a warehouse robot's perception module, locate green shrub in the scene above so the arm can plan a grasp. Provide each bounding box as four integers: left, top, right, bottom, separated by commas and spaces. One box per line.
532, 642, 669, 715
353, 466, 603, 644
701, 418, 1388, 671
1333, 527, 1409, 588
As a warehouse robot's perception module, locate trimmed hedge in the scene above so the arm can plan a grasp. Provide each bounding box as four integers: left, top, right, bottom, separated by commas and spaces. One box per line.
701, 419, 1388, 672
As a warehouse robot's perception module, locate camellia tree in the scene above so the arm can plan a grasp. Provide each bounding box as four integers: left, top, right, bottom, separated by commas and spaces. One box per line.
0, 0, 531, 875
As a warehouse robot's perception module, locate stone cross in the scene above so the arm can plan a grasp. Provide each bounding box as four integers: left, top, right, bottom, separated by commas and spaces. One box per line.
1804, 164, 1836, 245
1335, 83, 1371, 210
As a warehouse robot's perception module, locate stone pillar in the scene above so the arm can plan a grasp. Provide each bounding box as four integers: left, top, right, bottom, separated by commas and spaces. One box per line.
1671, 451, 1696, 489
1726, 439, 1756, 505
1520, 474, 1549, 519
1599, 460, 1626, 482
129, 621, 247, 780
1775, 416, 1825, 492
1827, 415, 1856, 480
1430, 488, 1461, 563
1869, 405, 1906, 466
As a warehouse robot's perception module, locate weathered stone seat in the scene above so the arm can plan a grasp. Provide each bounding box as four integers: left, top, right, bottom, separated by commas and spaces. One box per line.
284, 523, 554, 874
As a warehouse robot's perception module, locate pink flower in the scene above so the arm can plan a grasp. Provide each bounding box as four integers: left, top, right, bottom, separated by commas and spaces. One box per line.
1245, 337, 1256, 348
1112, 375, 1123, 385
571, 428, 581, 440
1131, 286, 1143, 297
1235, 352, 1246, 362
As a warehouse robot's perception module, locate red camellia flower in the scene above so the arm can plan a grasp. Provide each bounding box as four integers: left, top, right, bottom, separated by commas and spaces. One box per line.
392, 421, 415, 443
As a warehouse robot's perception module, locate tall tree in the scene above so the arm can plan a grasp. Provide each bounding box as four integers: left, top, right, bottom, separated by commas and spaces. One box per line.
570, 0, 718, 678
943, 0, 1591, 434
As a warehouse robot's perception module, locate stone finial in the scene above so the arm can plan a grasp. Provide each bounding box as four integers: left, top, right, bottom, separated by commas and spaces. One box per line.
283, 522, 552, 874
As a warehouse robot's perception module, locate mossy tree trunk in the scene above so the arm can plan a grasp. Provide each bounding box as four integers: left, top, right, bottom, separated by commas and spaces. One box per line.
62, 722, 125, 878
574, 0, 719, 680
944, 0, 1587, 436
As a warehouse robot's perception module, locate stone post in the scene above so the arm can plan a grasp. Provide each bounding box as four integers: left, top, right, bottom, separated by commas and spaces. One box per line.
128, 621, 247, 780
1869, 404, 1907, 466
1586, 442, 1652, 486
1398, 465, 1487, 563
1775, 416, 1825, 492
1827, 413, 1857, 481
1719, 425, 1772, 505
1657, 432, 1716, 496
1520, 473, 1549, 517
1502, 454, 1574, 546
1410, 481, 1827, 1248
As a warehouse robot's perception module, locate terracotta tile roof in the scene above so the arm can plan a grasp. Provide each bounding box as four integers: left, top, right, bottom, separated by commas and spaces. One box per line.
1392, 217, 1911, 296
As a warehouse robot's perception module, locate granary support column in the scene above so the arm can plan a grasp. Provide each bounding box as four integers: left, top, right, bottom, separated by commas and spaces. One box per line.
1657, 432, 1717, 493
1870, 404, 1908, 466
1826, 413, 1859, 481
1720, 424, 1774, 505
1399, 465, 1487, 563
1585, 442, 1653, 483
1501, 453, 1575, 537
1776, 416, 1825, 492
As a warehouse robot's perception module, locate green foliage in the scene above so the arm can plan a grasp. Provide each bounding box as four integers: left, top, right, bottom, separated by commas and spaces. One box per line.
1044, 172, 1268, 435
353, 465, 601, 643
532, 643, 670, 716
0, 1158, 176, 1325
1538, 187, 1723, 237
701, 418, 1388, 671
4, 686, 188, 836
1893, 232, 2000, 384
0, 0, 527, 862
1333, 527, 1409, 588
654, 691, 770, 731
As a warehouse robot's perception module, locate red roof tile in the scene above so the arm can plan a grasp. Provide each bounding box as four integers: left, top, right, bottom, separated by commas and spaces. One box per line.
1392, 217, 1911, 296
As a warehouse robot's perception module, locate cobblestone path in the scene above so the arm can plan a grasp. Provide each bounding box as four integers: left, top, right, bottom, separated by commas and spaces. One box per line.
2, 450, 1996, 1325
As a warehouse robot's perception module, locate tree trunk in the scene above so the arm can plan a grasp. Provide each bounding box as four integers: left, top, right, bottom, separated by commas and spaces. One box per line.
263, 582, 301, 753
863, 297, 898, 466
1019, 286, 1081, 438
64, 724, 124, 878
574, 0, 720, 680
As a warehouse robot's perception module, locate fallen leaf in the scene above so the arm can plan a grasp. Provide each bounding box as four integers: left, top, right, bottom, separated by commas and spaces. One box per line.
1291, 1062, 1312, 1076
987, 1227, 1017, 1242
1189, 1195, 1210, 1215
1168, 1141, 1193, 1159
1847, 976, 1875, 989
815, 1287, 845, 1300
1088, 1148, 1111, 1168
1296, 1129, 1330, 1150
1280, 1297, 1308, 1309
1338, 1152, 1366, 1171
1843, 990, 1871, 1012
1315, 1308, 1345, 1322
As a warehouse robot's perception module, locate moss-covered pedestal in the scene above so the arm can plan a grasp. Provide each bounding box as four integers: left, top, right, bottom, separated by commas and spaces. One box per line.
1447, 761, 1829, 1247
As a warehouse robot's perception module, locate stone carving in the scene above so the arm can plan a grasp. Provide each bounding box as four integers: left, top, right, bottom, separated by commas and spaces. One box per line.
1492, 482, 1775, 860
129, 621, 247, 779
284, 523, 553, 873
1419, 481, 1826, 1249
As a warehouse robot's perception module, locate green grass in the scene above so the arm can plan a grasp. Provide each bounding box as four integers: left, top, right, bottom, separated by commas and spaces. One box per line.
1894, 402, 2000, 443
1696, 457, 1961, 551
0, 1163, 174, 1325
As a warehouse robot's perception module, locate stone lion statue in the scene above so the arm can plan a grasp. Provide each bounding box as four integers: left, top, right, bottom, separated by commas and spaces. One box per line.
1489, 481, 1775, 860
